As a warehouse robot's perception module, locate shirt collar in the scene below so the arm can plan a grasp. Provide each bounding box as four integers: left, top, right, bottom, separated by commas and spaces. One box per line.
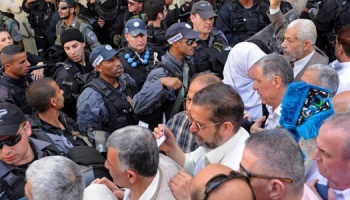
294, 50, 315, 77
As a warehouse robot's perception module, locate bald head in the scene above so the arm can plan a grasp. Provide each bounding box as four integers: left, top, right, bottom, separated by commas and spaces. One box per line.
191, 164, 254, 200
333, 91, 350, 113
191, 72, 221, 87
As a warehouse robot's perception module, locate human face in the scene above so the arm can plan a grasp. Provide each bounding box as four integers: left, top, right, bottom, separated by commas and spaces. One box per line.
6, 52, 30, 79
63, 40, 85, 64
105, 148, 129, 187
51, 81, 65, 109
177, 38, 197, 56
98, 56, 123, 79
301, 69, 318, 86
0, 31, 13, 51
128, 0, 142, 14
240, 148, 271, 200
281, 28, 304, 61
58, 2, 73, 19
334, 36, 342, 61
312, 124, 350, 189
191, 14, 214, 35
184, 81, 206, 120
0, 122, 33, 166
125, 33, 147, 53
189, 104, 222, 149
252, 66, 276, 107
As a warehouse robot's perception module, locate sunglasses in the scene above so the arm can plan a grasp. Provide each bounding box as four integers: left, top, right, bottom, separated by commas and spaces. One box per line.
58, 6, 70, 10
240, 164, 293, 183
0, 126, 26, 149
179, 38, 196, 46
204, 170, 255, 200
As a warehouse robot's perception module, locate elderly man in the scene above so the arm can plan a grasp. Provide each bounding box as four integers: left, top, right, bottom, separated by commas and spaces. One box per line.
268, 0, 329, 81
0, 103, 60, 199
241, 129, 320, 199
250, 54, 294, 133
307, 112, 350, 199
330, 25, 350, 93
93, 125, 181, 200
191, 164, 255, 200
301, 64, 340, 97
25, 156, 85, 200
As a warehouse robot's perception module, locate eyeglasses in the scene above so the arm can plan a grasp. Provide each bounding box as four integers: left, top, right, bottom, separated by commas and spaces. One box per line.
190, 118, 220, 130
204, 170, 255, 200
179, 38, 196, 46
240, 164, 293, 183
128, 1, 138, 6
0, 126, 26, 149
58, 6, 70, 10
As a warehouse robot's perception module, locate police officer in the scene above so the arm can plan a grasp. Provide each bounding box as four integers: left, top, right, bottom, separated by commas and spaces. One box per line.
145, 0, 168, 57
0, 11, 23, 48
133, 22, 200, 129
22, 0, 55, 52
77, 45, 138, 133
119, 18, 160, 90
313, 0, 350, 62
0, 103, 60, 200
55, 0, 101, 50
52, 28, 94, 118
216, 0, 292, 46
190, 1, 230, 78
0, 45, 33, 115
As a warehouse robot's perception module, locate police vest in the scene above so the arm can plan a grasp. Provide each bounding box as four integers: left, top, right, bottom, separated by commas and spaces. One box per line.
119, 46, 159, 90
335, 0, 350, 32
0, 12, 20, 35
85, 77, 137, 133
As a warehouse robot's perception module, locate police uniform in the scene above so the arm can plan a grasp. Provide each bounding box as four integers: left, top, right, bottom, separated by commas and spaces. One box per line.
0, 12, 22, 44
216, 0, 292, 46
55, 16, 101, 50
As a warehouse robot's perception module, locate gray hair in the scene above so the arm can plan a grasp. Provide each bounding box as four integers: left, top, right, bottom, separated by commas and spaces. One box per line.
305, 64, 339, 97
288, 19, 317, 44
26, 156, 85, 200
255, 53, 294, 86
245, 129, 304, 195
106, 125, 159, 177
322, 112, 350, 161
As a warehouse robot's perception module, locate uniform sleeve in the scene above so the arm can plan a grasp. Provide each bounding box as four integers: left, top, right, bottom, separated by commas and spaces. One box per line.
132, 68, 170, 115
216, 5, 233, 44
84, 27, 101, 50
0, 87, 15, 105
7, 20, 22, 43
77, 87, 109, 133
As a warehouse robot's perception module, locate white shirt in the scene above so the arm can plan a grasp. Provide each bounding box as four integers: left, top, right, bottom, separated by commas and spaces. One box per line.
184, 127, 250, 175
330, 60, 350, 93
123, 170, 160, 200
265, 104, 282, 129
294, 50, 315, 78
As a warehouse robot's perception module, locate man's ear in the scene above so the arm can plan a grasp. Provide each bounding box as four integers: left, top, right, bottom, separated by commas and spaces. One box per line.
273, 76, 282, 89
221, 121, 234, 138
190, 14, 195, 23
158, 12, 163, 19
25, 121, 32, 137
303, 40, 312, 51
267, 180, 286, 200
127, 169, 137, 185
95, 64, 102, 72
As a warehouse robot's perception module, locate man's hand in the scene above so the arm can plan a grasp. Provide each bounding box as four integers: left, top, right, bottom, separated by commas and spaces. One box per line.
250, 116, 266, 134
160, 77, 182, 90
31, 62, 44, 80
269, 0, 281, 10
307, 179, 334, 200
243, 110, 251, 122
153, 124, 177, 153
92, 178, 124, 199
170, 169, 192, 200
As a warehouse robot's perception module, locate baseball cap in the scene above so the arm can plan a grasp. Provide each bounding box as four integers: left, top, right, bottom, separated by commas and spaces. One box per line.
90, 45, 119, 67
165, 22, 200, 44
190, 1, 217, 19
0, 103, 26, 136
59, 0, 76, 7
124, 18, 147, 37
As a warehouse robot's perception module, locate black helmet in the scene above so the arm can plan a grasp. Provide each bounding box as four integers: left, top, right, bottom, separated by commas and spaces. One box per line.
94, 0, 127, 20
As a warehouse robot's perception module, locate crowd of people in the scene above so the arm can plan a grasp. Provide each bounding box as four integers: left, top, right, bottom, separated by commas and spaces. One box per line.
1, 0, 350, 199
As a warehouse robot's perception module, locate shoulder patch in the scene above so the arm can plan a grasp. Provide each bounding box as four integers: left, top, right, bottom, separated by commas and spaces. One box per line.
87, 31, 97, 41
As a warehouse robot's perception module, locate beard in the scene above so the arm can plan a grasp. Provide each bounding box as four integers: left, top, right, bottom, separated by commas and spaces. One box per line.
193, 129, 222, 149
